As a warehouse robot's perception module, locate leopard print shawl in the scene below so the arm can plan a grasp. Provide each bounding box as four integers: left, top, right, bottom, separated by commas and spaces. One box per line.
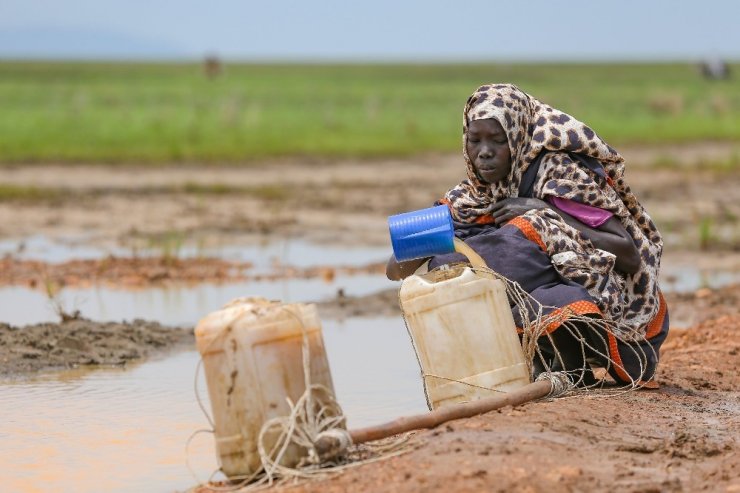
443, 84, 664, 333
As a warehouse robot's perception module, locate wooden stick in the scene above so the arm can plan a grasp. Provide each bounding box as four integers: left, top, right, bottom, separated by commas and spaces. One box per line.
315, 380, 552, 460
349, 379, 551, 444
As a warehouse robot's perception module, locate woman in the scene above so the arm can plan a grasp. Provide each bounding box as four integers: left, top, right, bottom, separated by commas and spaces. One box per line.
387, 84, 669, 387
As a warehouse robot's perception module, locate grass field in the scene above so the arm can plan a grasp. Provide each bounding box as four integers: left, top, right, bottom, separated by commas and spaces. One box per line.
0, 61, 737, 163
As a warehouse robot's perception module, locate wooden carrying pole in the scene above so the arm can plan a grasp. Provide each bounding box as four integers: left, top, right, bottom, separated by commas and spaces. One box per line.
350, 379, 551, 444
315, 379, 552, 460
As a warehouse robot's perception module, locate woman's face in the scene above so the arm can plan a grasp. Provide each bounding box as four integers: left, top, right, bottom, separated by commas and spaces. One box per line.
466, 118, 512, 184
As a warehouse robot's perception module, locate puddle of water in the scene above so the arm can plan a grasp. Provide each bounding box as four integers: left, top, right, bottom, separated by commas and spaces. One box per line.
0, 273, 394, 327
0, 235, 390, 272
0, 352, 217, 493
0, 316, 427, 493
660, 267, 740, 294
0, 234, 125, 263
323, 317, 428, 427
2, 266, 736, 328
192, 239, 390, 273
3, 235, 739, 293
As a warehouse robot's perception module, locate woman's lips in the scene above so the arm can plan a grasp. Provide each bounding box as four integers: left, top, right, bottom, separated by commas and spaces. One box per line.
476, 159, 497, 170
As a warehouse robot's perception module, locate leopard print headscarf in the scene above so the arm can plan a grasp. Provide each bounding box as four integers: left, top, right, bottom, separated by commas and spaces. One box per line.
443, 84, 664, 333
447, 83, 623, 220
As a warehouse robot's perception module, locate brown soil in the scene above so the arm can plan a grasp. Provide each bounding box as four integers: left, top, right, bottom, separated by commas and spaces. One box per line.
0, 143, 738, 250
0, 318, 194, 377
665, 284, 740, 329
0, 144, 737, 298
0, 255, 384, 290
251, 314, 739, 493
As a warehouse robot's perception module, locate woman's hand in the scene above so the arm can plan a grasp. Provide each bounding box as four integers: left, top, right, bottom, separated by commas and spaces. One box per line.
490, 197, 550, 225
386, 254, 428, 280
491, 197, 641, 274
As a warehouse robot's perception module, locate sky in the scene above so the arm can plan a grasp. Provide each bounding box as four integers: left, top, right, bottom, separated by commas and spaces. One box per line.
0, 0, 739, 61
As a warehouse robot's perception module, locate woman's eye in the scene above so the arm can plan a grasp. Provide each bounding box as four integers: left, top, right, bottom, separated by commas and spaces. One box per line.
468, 138, 480, 143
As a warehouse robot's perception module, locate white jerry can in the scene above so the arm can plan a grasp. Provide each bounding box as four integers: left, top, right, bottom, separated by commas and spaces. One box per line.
400, 265, 530, 410
195, 297, 336, 478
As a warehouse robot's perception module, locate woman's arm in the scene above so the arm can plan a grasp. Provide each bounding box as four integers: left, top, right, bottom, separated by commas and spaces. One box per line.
386, 254, 429, 280
490, 198, 641, 275
552, 209, 641, 274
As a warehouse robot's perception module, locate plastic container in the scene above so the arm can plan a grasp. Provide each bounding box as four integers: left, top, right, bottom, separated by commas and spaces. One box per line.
388, 205, 455, 262
400, 265, 530, 410
195, 297, 336, 478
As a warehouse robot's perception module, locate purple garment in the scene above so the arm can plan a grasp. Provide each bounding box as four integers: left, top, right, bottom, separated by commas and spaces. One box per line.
548, 196, 613, 228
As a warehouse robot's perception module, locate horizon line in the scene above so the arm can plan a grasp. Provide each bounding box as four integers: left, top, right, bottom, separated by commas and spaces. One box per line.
1, 56, 738, 65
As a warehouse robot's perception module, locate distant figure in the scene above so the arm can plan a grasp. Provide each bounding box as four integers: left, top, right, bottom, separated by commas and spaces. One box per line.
699, 58, 731, 80
203, 55, 223, 79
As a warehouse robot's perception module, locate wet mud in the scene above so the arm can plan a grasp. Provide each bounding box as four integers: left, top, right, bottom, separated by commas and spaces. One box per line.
0, 318, 193, 376
0, 256, 385, 290
263, 314, 740, 493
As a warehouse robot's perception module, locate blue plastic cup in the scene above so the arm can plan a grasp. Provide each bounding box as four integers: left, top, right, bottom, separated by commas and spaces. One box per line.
388, 205, 455, 262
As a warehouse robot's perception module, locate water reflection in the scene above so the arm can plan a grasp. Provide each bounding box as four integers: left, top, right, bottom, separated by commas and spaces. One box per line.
0, 235, 390, 272
0, 273, 394, 327
660, 266, 740, 294
2, 267, 737, 328
0, 316, 427, 493
0, 352, 218, 493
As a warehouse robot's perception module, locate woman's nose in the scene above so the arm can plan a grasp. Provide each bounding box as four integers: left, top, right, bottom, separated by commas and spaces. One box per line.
478, 145, 493, 159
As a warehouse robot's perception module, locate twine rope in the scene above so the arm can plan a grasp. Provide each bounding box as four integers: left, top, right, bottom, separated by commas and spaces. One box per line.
399, 263, 657, 404
187, 304, 413, 493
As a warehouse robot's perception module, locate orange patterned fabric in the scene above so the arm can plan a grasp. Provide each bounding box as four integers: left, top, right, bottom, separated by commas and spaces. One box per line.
541, 300, 602, 334
508, 216, 547, 251
645, 291, 667, 340
606, 331, 632, 383
516, 300, 602, 335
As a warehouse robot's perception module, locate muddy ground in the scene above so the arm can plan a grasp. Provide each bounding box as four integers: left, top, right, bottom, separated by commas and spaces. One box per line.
0, 144, 738, 490
0, 255, 384, 289
0, 318, 194, 376
260, 314, 739, 493
0, 142, 738, 250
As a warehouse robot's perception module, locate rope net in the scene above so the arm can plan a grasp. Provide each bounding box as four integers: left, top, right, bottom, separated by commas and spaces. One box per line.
464, 264, 657, 393
187, 306, 414, 493
190, 263, 657, 491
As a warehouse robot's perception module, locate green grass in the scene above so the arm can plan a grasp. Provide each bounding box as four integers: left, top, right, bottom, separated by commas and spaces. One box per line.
180, 182, 289, 199
651, 151, 740, 173
0, 182, 290, 202
0, 184, 61, 201
0, 61, 738, 163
